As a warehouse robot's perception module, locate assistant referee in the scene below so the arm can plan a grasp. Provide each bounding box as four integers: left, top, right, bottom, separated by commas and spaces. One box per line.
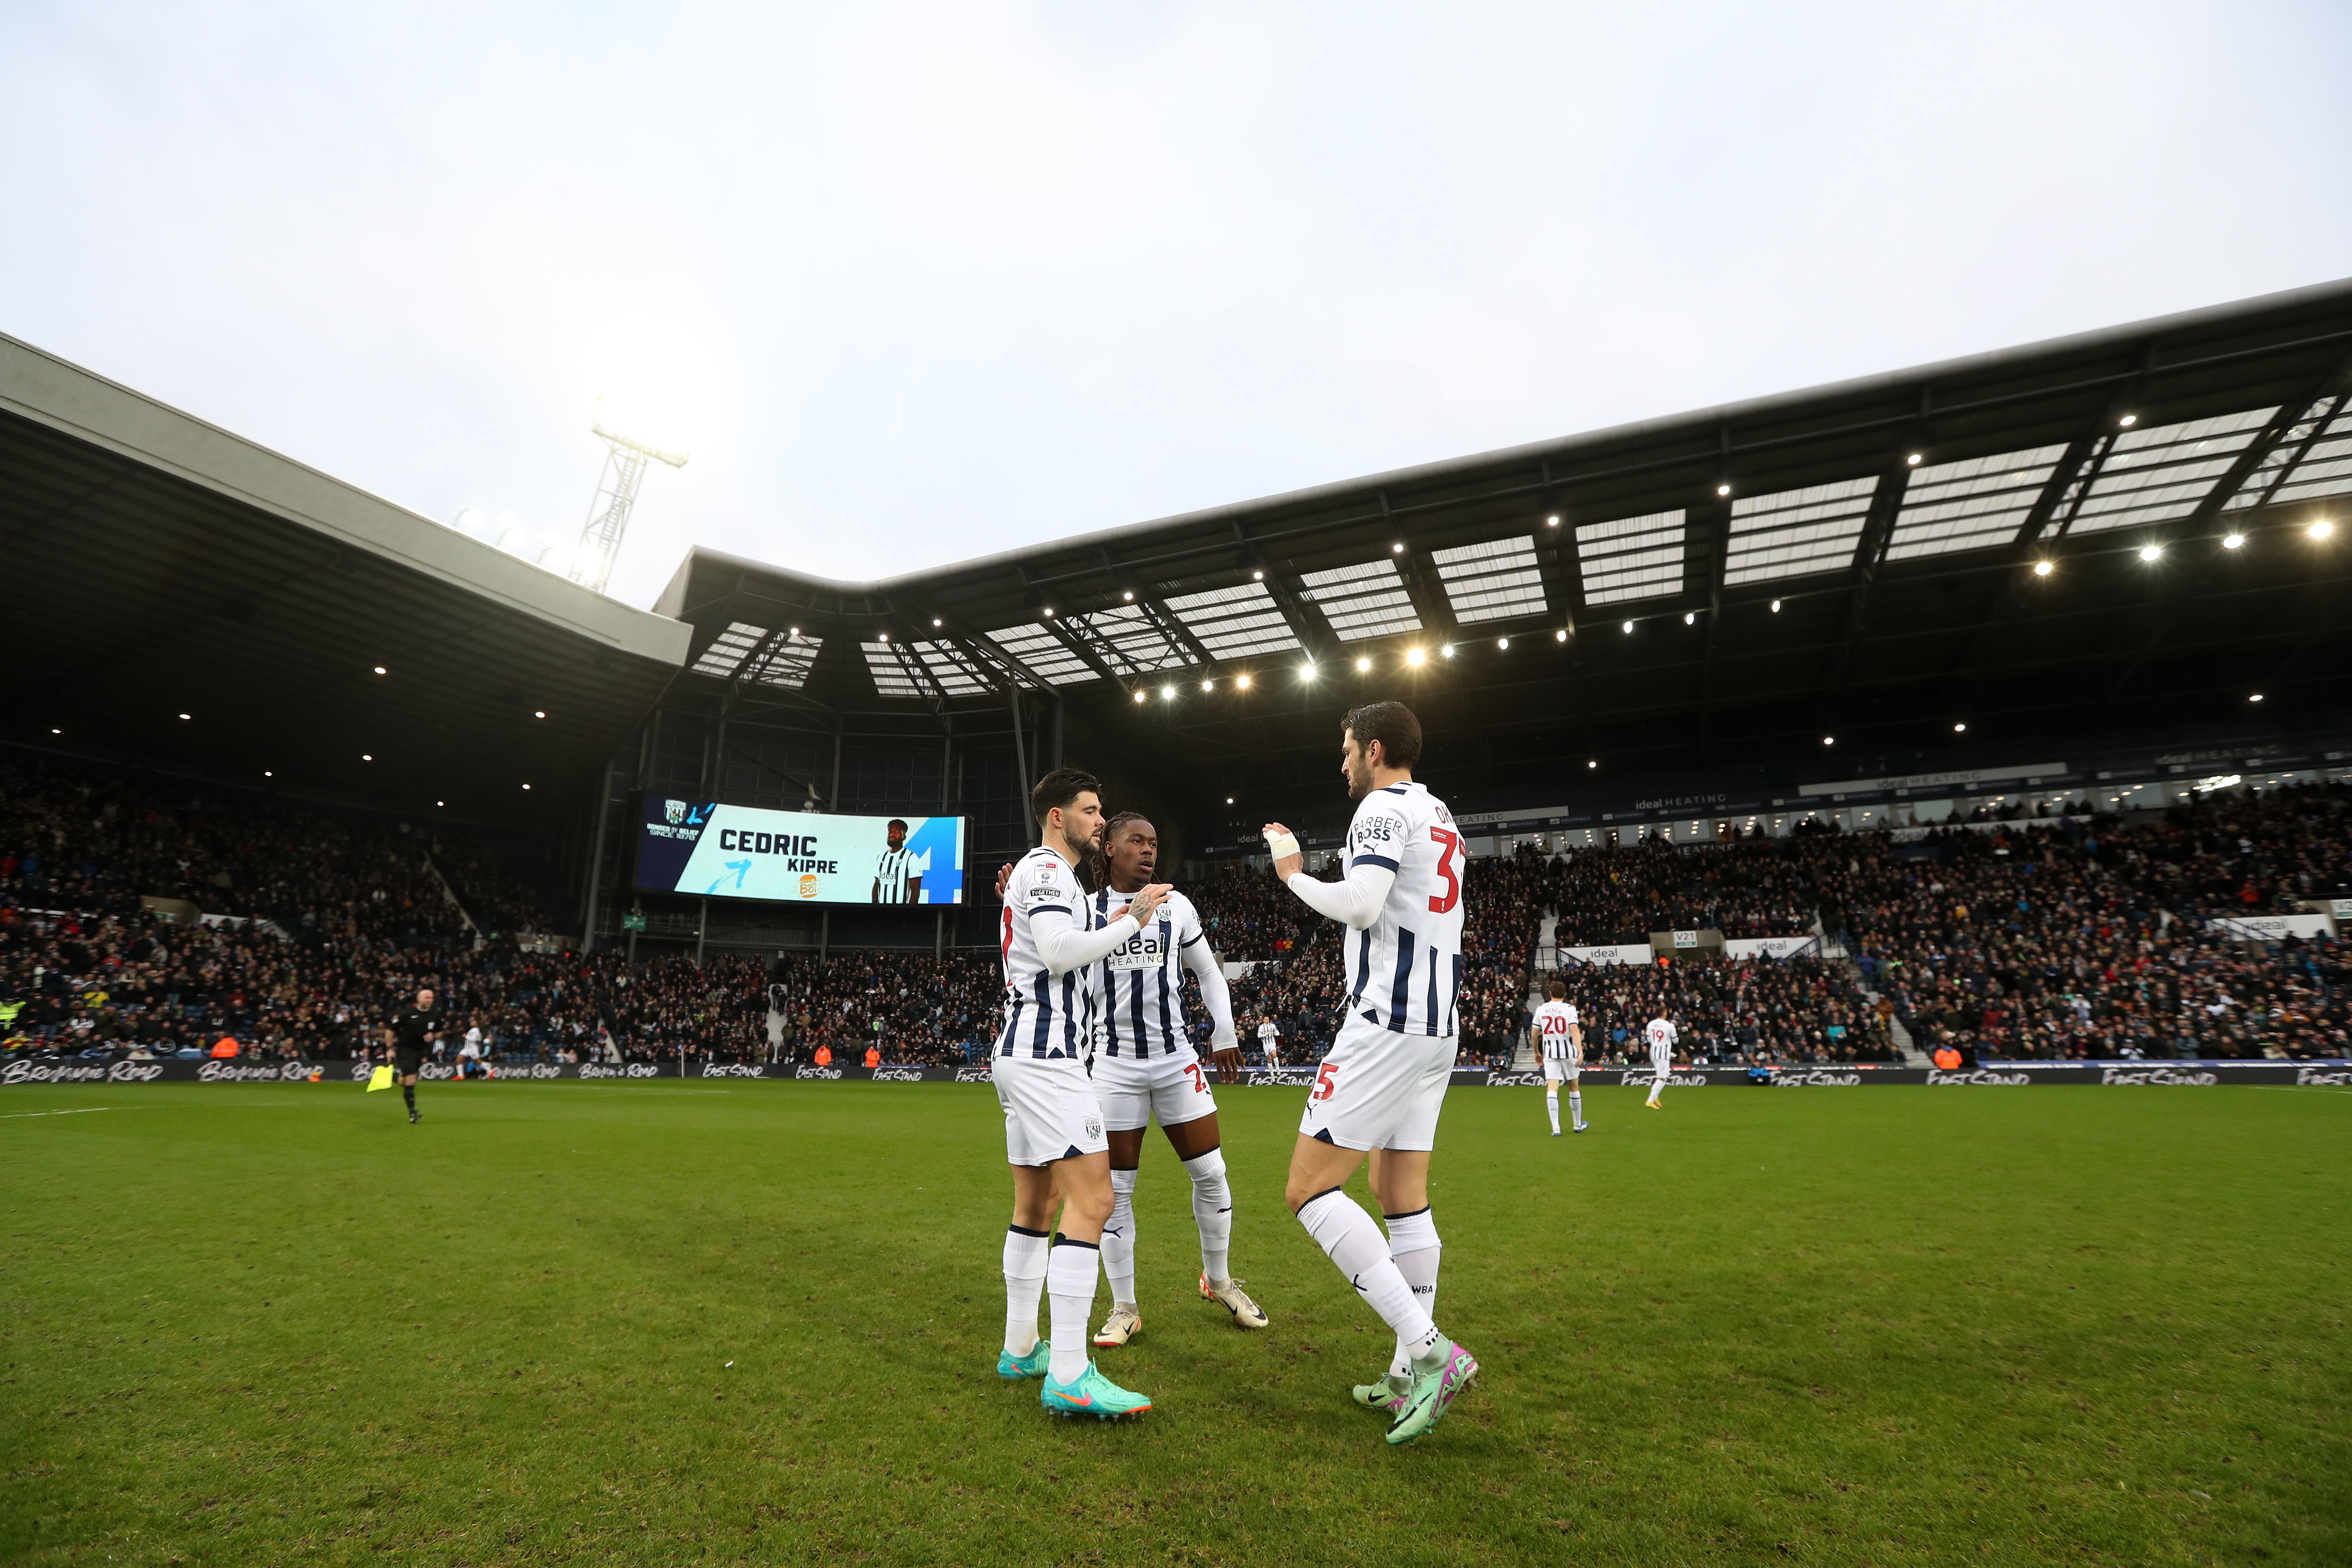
383, 986, 438, 1124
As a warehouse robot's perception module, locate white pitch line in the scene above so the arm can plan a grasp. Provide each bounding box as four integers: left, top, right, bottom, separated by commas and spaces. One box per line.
0, 1106, 118, 1119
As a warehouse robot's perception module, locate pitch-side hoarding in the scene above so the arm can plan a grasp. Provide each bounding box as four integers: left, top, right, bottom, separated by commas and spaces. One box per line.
632, 797, 965, 905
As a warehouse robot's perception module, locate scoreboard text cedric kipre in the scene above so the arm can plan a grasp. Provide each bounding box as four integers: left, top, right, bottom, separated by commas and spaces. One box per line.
632, 798, 966, 905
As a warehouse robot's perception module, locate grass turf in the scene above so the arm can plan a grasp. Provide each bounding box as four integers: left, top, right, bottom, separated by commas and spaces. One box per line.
2, 1078, 2345, 1566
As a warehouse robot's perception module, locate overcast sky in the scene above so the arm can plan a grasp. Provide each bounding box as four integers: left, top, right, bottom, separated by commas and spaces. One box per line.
5, 2, 2348, 611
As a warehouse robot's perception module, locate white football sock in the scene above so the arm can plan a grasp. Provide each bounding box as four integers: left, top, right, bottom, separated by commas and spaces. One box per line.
1045, 1239, 1100, 1385
1570, 1089, 1584, 1126
1103, 1168, 1139, 1308
1383, 1207, 1442, 1378
1182, 1146, 1233, 1284
1545, 1088, 1561, 1133
1002, 1225, 1049, 1357
1647, 1076, 1664, 1104
1296, 1188, 1437, 1360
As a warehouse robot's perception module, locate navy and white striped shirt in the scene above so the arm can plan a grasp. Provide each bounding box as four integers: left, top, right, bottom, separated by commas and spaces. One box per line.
996, 847, 1102, 1059
1090, 885, 1210, 1059
1339, 781, 1467, 1038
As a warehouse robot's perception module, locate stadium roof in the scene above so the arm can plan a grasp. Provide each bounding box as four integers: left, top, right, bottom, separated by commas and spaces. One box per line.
0, 334, 691, 822
657, 278, 2352, 808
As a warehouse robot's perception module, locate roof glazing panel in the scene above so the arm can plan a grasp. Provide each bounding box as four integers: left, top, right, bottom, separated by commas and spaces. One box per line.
984, 622, 1097, 686
2066, 406, 2275, 535
1297, 559, 1422, 640
1162, 581, 1301, 659
1574, 510, 1685, 606
862, 641, 928, 698
912, 640, 991, 696
1073, 603, 1190, 676
2246, 398, 2352, 510
743, 631, 821, 689
1724, 475, 1879, 585
690, 621, 771, 679
1431, 536, 1547, 623
1887, 444, 2069, 562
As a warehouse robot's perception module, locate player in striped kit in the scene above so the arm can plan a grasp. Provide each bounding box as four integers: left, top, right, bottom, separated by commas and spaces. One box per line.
1643, 1013, 1678, 1109
992, 769, 1171, 1421
870, 818, 926, 904
1531, 980, 1585, 1135
1084, 812, 1268, 1348
1263, 701, 1479, 1446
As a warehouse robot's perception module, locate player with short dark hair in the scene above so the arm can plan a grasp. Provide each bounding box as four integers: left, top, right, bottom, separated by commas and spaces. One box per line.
872, 818, 925, 904
992, 767, 1171, 1420
1263, 701, 1476, 1445
1531, 978, 1585, 1135
383, 987, 438, 1124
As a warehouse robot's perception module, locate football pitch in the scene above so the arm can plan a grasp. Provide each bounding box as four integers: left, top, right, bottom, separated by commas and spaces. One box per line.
3, 1080, 2344, 1567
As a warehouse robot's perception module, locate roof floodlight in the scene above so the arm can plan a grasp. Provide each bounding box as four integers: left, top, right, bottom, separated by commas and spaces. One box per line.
1355, 656, 1372, 672
1300, 663, 1317, 680
1123, 591, 1135, 601
932, 617, 943, 626
266, 771, 274, 778
1497, 637, 1509, 650
1251, 570, 1264, 580
1440, 644, 1454, 658
1770, 599, 1781, 612
2119, 413, 2138, 427
2249, 692, 2264, 702
1683, 611, 1695, 625
1716, 484, 1731, 497
362, 753, 373, 761
1621, 620, 1633, 633
2311, 519, 2336, 539
1133, 690, 1147, 703
2032, 560, 2054, 576
179, 712, 191, 720
2223, 533, 2245, 549
1954, 722, 1967, 732
1545, 514, 1561, 527
1906, 453, 1923, 466
789, 626, 800, 637
2138, 544, 2163, 562
1041, 607, 1055, 617
1391, 542, 1405, 554
1587, 760, 1597, 769
1405, 647, 1425, 666
878, 631, 890, 641
1554, 628, 1568, 642
523, 783, 532, 790
435, 798, 443, 805
373, 665, 387, 675
535, 710, 546, 719
1822, 736, 1834, 746
1161, 684, 1175, 700
1200, 679, 1214, 692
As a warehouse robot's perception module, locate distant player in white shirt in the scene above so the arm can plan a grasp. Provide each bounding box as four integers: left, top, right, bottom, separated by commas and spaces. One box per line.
1264, 701, 1478, 1447
1083, 812, 1268, 1348
871, 818, 928, 904
1644, 1014, 1678, 1109
991, 769, 1171, 1421
1530, 980, 1584, 1135
1258, 1016, 1282, 1070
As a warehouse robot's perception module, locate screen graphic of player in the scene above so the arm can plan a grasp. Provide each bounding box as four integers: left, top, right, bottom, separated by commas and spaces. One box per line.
1081, 812, 1268, 1349
872, 818, 927, 904
1263, 700, 1478, 1446
990, 769, 1169, 1422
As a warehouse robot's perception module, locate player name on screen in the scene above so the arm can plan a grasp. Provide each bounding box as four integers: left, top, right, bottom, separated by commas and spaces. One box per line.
632, 799, 967, 905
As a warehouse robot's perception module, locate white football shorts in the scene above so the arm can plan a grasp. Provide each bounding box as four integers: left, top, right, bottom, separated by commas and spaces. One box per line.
1650, 1046, 1673, 1077
1090, 1048, 1217, 1132
1543, 1055, 1578, 1084
1297, 1013, 1458, 1153
993, 1054, 1109, 1167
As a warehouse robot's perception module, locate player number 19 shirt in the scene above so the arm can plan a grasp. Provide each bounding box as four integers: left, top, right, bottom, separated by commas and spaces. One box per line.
1341, 781, 1466, 1037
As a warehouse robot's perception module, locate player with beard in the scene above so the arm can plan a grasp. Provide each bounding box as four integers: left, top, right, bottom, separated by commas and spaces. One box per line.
1082, 812, 1268, 1348
383, 986, 438, 1124
992, 769, 1171, 1421
1263, 701, 1477, 1446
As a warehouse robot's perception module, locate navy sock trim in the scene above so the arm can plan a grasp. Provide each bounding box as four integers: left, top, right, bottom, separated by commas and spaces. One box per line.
1174, 1141, 1222, 1158
1050, 1237, 1100, 1252
1007, 1223, 1049, 1238
1382, 1205, 1432, 1221
1297, 1184, 1350, 1212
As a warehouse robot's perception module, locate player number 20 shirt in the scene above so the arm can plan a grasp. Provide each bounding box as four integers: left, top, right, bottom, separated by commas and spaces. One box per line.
1534, 1000, 1579, 1061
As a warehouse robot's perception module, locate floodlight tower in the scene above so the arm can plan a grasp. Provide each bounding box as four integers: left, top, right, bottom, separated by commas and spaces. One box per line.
571, 408, 688, 595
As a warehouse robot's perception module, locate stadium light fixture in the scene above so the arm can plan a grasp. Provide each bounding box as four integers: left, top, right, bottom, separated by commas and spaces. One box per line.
2032, 560, 2054, 576
1355, 656, 1372, 672
50, 728, 60, 734
2311, 519, 2336, 539
1405, 647, 1425, 667
1906, 452, 1923, 466
1123, 591, 1135, 601
179, 712, 190, 720
2249, 692, 2264, 703
1251, 570, 1264, 581
1440, 643, 1454, 658
373, 665, 387, 675
1554, 628, 1567, 642
1683, 611, 1695, 625
1133, 690, 1146, 703
2223, 533, 2245, 549
1954, 722, 1967, 733
1300, 663, 1317, 680
877, 631, 890, 641
1390, 542, 1405, 554
1545, 514, 1560, 527
932, 617, 943, 627
1822, 735, 1834, 746
1496, 637, 1509, 650
265, 771, 273, 778
1716, 484, 1731, 497
522, 783, 532, 790
789, 626, 800, 637
1200, 679, 1214, 692
1226, 796, 1234, 804
1041, 607, 1055, 617
1587, 760, 1597, 769
2119, 413, 2138, 427
1770, 599, 1781, 612
362, 753, 373, 761
1236, 674, 1252, 689
436, 799, 444, 806
1621, 620, 1633, 633
1160, 684, 1176, 700
534, 710, 546, 719
2138, 544, 2163, 562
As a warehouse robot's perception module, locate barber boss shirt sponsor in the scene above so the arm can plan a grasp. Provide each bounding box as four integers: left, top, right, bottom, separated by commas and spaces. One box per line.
1090, 886, 1209, 1060
996, 848, 1102, 1060
1341, 781, 1467, 1037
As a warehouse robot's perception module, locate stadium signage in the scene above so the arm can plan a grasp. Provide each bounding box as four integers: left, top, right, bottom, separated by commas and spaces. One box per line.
1798, 762, 2065, 798
2295, 1067, 2352, 1086
1770, 1069, 1862, 1087
577, 1062, 662, 1078
2098, 1066, 2219, 1086
195, 1061, 315, 1083
1926, 1069, 2032, 1086
632, 798, 966, 906
871, 1068, 926, 1082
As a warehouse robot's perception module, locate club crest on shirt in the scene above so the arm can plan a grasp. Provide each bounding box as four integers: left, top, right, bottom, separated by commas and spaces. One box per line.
1082, 1114, 1103, 1141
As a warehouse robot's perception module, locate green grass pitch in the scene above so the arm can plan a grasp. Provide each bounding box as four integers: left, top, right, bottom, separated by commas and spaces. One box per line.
3, 1078, 2345, 1566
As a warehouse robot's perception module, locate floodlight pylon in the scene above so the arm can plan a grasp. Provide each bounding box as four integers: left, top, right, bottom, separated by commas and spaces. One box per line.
571, 410, 688, 595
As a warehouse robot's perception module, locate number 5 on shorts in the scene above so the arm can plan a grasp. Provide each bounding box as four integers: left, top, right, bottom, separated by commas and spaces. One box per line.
1312, 1062, 1337, 1101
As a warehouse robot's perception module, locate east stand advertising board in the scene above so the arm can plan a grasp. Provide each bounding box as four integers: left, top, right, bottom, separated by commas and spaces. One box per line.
9, 1059, 2347, 1088
633, 796, 966, 906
